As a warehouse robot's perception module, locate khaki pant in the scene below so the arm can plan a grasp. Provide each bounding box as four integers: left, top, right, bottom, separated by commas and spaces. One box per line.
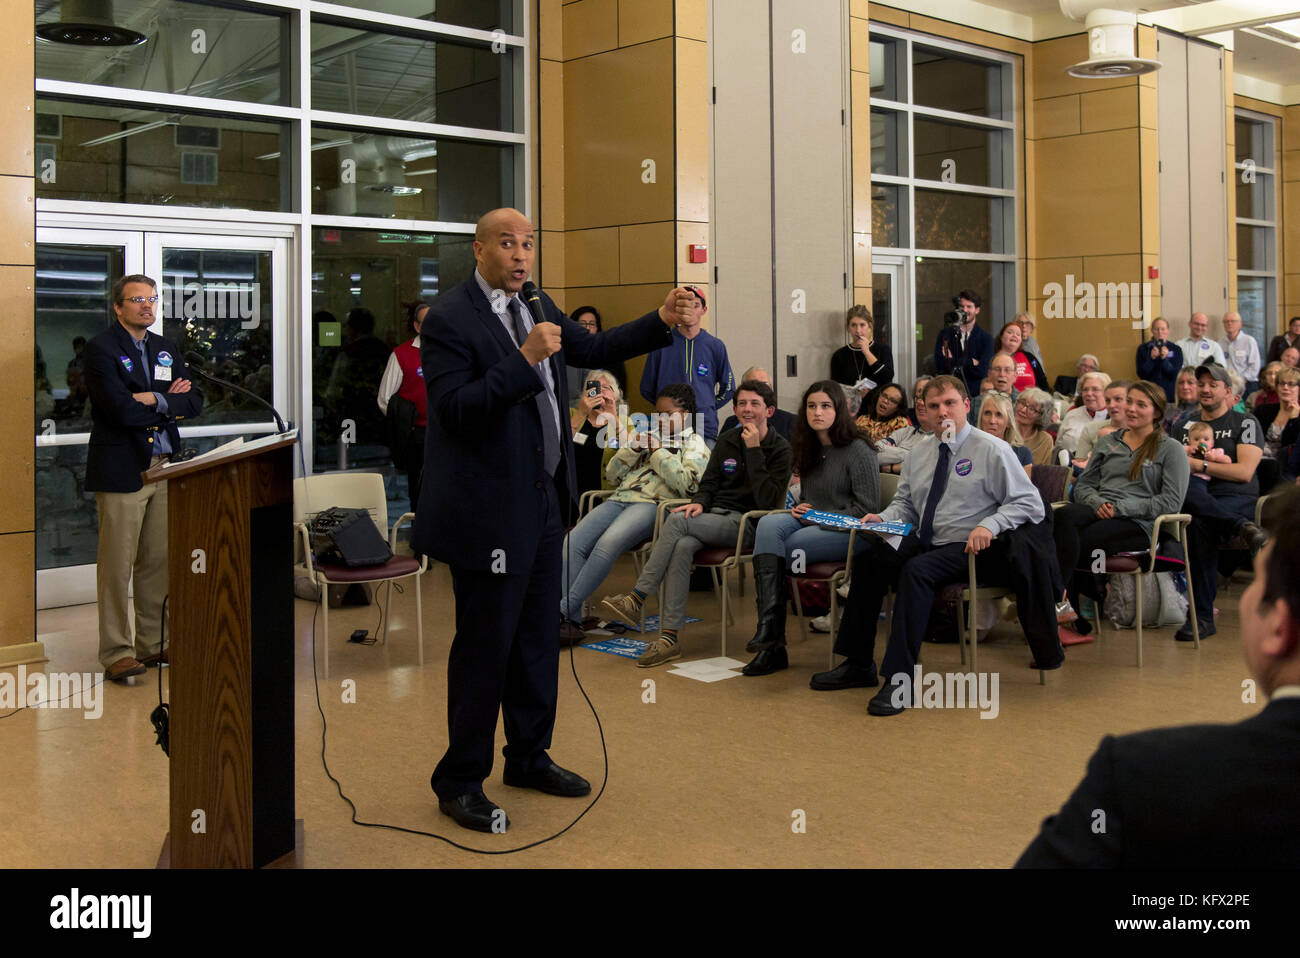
95, 477, 168, 669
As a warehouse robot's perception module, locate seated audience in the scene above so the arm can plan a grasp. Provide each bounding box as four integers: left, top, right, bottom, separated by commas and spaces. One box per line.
1013, 388, 1057, 466
855, 382, 911, 444
1219, 311, 1262, 396
742, 381, 879, 676
1265, 315, 1300, 362
1135, 317, 1182, 401
1056, 371, 1111, 454
878, 391, 936, 475
719, 366, 796, 440
977, 392, 1032, 474
809, 375, 1064, 714
1176, 312, 1227, 367
830, 305, 894, 390
1018, 485, 1300, 867
566, 306, 627, 403
1173, 363, 1268, 640
1053, 354, 1099, 398
995, 321, 1048, 393
1054, 381, 1190, 639
1163, 366, 1200, 434
1067, 380, 1132, 469
906, 376, 932, 426
1254, 366, 1300, 461
1283, 346, 1300, 369
600, 380, 792, 667
559, 384, 709, 642
1184, 421, 1232, 478
971, 352, 1019, 425
1248, 361, 1281, 411
570, 369, 625, 498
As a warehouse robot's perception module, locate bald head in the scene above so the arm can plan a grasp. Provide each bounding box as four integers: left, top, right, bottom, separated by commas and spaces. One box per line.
473, 208, 535, 295
742, 367, 771, 386
1189, 313, 1209, 338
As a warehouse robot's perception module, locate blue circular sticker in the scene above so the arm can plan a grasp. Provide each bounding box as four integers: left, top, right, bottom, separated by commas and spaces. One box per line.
722, 457, 738, 474
1198, 341, 1210, 351
696, 362, 710, 377
156, 351, 173, 367
954, 458, 973, 477
416, 365, 424, 379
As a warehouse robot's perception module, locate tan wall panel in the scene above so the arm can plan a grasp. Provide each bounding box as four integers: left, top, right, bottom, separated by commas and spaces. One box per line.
540, 59, 565, 230
1285, 105, 1300, 153
1236, 95, 1284, 119
0, 534, 34, 648
0, 28, 32, 178
851, 0, 869, 20
1024, 137, 1037, 253
1033, 96, 1081, 139
867, 4, 909, 28
676, 37, 709, 222
563, 0, 619, 60
542, 229, 566, 289
850, 17, 869, 74
541, 0, 564, 61
853, 232, 871, 288
1080, 86, 1138, 134
905, 13, 1029, 56
676, 221, 709, 286
565, 227, 621, 287
1033, 34, 1131, 102
1139, 84, 1157, 132
1027, 257, 1084, 300
0, 176, 35, 266
619, 221, 674, 285
1082, 254, 1141, 283
1034, 129, 1140, 260
564, 40, 675, 229
1140, 127, 1159, 257
851, 71, 871, 234
853, 285, 871, 308
620, 0, 673, 46
572, 283, 678, 413
0, 265, 34, 536
676, 0, 707, 42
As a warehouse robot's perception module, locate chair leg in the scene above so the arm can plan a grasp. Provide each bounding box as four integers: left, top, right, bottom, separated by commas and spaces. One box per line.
738, 562, 746, 598
791, 580, 808, 644
968, 596, 979, 676
321, 581, 330, 681
957, 596, 968, 667
383, 579, 394, 644
1182, 528, 1201, 649
1134, 572, 1143, 668
718, 569, 728, 658
415, 573, 424, 667
826, 584, 837, 668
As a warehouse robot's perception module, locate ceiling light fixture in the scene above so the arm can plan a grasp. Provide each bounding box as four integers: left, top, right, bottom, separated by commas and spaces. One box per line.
36, 0, 146, 47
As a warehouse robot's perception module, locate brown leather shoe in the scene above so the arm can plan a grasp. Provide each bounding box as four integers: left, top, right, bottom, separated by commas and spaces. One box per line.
559, 620, 586, 647
138, 649, 168, 667
105, 657, 147, 682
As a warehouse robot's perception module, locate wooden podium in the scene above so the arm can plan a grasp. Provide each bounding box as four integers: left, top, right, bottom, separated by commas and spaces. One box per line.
144, 432, 301, 868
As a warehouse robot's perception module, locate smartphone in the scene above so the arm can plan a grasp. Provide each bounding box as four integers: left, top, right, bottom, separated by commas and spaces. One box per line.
586, 380, 600, 398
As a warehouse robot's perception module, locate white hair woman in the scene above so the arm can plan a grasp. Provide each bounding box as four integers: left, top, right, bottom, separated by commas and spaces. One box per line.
1013, 387, 1057, 465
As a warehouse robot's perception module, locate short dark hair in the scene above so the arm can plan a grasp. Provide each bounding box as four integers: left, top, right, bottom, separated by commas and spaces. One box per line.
656, 382, 697, 417
572, 305, 602, 330
111, 274, 156, 305
923, 374, 969, 402
407, 301, 430, 333
735, 378, 776, 409
1260, 485, 1300, 617
346, 307, 376, 334
957, 289, 983, 309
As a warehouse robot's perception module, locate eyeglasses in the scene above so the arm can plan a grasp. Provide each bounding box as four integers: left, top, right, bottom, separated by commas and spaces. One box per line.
124, 295, 160, 305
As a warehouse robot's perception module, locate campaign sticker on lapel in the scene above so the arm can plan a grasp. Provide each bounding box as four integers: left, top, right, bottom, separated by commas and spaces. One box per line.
696, 362, 710, 377
416, 365, 424, 379
954, 458, 973, 477
722, 457, 738, 474
119, 355, 133, 373
156, 351, 174, 367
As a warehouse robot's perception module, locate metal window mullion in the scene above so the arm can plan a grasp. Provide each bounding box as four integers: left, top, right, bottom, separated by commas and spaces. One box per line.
1237, 217, 1275, 228
908, 103, 1014, 130
309, 1, 525, 46
300, 2, 315, 476
35, 79, 302, 122
911, 249, 1016, 263
911, 179, 1014, 197
308, 214, 476, 233
308, 109, 524, 145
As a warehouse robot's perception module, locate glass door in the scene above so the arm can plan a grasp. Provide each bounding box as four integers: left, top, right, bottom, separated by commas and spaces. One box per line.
35, 228, 290, 608
871, 255, 912, 385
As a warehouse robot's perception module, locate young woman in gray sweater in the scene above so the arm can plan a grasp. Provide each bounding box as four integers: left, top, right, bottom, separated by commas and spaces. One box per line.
743, 379, 879, 675
1053, 380, 1191, 637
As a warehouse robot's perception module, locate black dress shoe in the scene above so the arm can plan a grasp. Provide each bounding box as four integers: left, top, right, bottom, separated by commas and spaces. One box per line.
867, 685, 905, 716
438, 792, 509, 833
559, 619, 586, 647
503, 762, 591, 797
1175, 618, 1215, 642
809, 659, 878, 691
742, 647, 788, 676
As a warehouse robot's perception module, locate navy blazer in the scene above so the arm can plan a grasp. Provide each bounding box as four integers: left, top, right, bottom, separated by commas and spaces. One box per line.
411, 278, 674, 571
84, 322, 204, 493
934, 323, 995, 396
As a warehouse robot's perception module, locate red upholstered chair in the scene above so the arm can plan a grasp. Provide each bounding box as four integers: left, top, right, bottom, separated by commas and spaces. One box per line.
687, 509, 784, 656
293, 473, 426, 679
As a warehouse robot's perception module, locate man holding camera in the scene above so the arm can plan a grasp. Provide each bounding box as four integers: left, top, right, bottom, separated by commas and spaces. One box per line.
1135, 317, 1183, 401
933, 289, 993, 399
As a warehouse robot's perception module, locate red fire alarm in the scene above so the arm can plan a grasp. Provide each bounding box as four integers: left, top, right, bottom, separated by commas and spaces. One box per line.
1147, 265, 1158, 279
688, 244, 708, 264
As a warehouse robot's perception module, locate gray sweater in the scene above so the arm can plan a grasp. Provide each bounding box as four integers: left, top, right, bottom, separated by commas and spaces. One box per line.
1073, 429, 1190, 537
799, 439, 880, 516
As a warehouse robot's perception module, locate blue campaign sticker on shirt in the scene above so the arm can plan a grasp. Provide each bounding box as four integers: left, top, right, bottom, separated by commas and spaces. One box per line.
119, 355, 133, 372
722, 457, 738, 474
954, 458, 973, 477
156, 351, 173, 367
416, 365, 424, 379
696, 362, 710, 377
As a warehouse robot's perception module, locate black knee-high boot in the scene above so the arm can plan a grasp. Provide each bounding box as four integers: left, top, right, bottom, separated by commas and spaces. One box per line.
742, 554, 789, 676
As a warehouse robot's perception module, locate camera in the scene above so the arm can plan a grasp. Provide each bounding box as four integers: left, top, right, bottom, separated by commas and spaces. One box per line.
943, 295, 965, 326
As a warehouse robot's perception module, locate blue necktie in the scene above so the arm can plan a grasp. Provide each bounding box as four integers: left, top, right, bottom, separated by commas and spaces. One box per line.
509, 299, 560, 476
917, 442, 951, 548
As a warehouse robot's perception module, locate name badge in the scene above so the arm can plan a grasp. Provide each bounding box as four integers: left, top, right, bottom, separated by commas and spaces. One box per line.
154, 365, 173, 382
573, 431, 588, 446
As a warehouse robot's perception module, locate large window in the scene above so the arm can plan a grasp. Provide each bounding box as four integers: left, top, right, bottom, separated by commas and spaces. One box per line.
869, 26, 1017, 380
1235, 110, 1279, 350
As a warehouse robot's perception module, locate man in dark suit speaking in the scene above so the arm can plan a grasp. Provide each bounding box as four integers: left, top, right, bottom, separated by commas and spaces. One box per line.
412, 207, 696, 833
1017, 486, 1300, 867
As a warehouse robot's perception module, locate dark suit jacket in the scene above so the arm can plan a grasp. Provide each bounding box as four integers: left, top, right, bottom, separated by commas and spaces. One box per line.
412, 278, 674, 571
1267, 333, 1298, 363
84, 322, 203, 493
719, 408, 796, 441
934, 323, 994, 397
1016, 697, 1300, 867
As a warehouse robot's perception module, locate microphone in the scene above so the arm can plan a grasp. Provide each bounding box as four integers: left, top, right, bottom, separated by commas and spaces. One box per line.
183, 352, 288, 434
520, 280, 552, 328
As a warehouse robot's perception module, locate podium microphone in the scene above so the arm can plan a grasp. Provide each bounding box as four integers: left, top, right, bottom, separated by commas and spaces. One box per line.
183, 352, 288, 434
